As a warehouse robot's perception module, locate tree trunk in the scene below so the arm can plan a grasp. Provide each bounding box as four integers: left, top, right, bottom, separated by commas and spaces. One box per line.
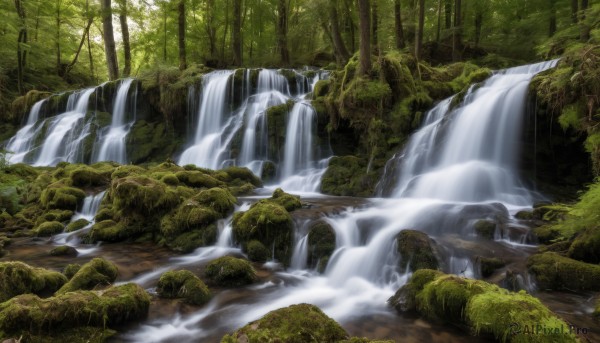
232, 0, 242, 66
452, 0, 462, 61
163, 5, 168, 62
56, 0, 62, 76
436, 0, 442, 42
371, 0, 378, 51
415, 0, 425, 60
178, 0, 187, 70
14, 0, 27, 95
65, 18, 93, 76
205, 0, 217, 60
549, 0, 557, 37
580, 0, 590, 42
394, 0, 405, 49
221, 0, 230, 66
86, 0, 95, 82
357, 0, 371, 76
101, 0, 119, 80
277, 0, 289, 65
329, 0, 350, 63
474, 11, 483, 46
571, 0, 578, 23
119, 0, 131, 76
445, 0, 452, 29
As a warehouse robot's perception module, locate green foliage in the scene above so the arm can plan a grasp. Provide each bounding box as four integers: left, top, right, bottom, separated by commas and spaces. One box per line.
157, 270, 211, 305
221, 304, 348, 343
204, 256, 256, 287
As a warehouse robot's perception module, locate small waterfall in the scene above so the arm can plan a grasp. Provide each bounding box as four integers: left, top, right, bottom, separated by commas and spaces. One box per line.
281, 102, 315, 178
33, 88, 96, 166
290, 234, 309, 270
6, 99, 46, 163
54, 191, 106, 247
95, 78, 135, 163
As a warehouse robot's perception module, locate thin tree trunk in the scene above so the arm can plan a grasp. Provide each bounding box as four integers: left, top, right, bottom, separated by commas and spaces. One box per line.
14, 0, 27, 94
474, 11, 483, 47
571, 0, 578, 23
56, 0, 62, 75
221, 0, 230, 66
163, 6, 167, 62
232, 0, 242, 66
205, 0, 217, 59
415, 0, 425, 60
452, 0, 462, 61
357, 0, 371, 76
119, 0, 131, 76
34, 7, 40, 42
86, 0, 95, 82
394, 0, 405, 49
277, 0, 289, 65
445, 0, 452, 29
178, 0, 187, 69
101, 0, 119, 80
65, 18, 93, 75
330, 0, 350, 63
549, 0, 557, 37
580, 0, 590, 41
436, 0, 442, 42
371, 0, 378, 51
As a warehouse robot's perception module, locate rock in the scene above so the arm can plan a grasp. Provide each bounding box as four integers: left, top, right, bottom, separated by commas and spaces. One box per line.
56, 258, 118, 294
175, 171, 224, 189
389, 269, 443, 313
478, 257, 505, 278
109, 176, 180, 215
473, 220, 496, 239
204, 256, 256, 287
70, 166, 108, 187
0, 261, 67, 302
220, 166, 263, 187
307, 220, 336, 272
246, 240, 270, 263
220, 304, 348, 343
270, 188, 302, 211
514, 210, 534, 220
63, 264, 81, 280
50, 245, 78, 257
34, 221, 65, 237
396, 230, 439, 272
568, 226, 600, 264
527, 252, 600, 291
156, 270, 211, 305
65, 218, 90, 232
40, 184, 86, 211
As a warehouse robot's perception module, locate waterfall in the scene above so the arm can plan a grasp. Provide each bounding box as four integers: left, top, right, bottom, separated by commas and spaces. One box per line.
95, 78, 135, 163
6, 99, 46, 163
54, 191, 106, 246
33, 88, 96, 166
281, 102, 315, 178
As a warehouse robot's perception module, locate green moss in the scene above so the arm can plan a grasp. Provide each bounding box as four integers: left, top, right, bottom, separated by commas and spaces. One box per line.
90, 219, 138, 242
246, 240, 270, 263
156, 270, 211, 305
515, 210, 534, 220
0, 283, 150, 336
479, 257, 506, 278
321, 156, 376, 197
110, 176, 181, 215
175, 171, 224, 189
474, 220, 496, 239
35, 221, 65, 236
40, 184, 86, 211
95, 208, 114, 222
65, 218, 90, 232
70, 166, 109, 187
161, 173, 180, 186
221, 304, 348, 343
594, 299, 600, 318
56, 257, 118, 294
165, 225, 218, 253
194, 187, 237, 215
37, 209, 74, 225
396, 230, 439, 272
220, 166, 263, 187
389, 269, 444, 313
49, 245, 78, 257
567, 226, 600, 263
0, 262, 67, 302
233, 202, 293, 265
527, 252, 600, 291
9, 90, 51, 124
307, 220, 336, 272
204, 256, 256, 287
111, 165, 148, 179
271, 188, 301, 211
63, 264, 81, 280
313, 79, 331, 98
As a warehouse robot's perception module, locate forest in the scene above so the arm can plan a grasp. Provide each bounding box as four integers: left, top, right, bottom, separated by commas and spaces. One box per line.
0, 0, 600, 342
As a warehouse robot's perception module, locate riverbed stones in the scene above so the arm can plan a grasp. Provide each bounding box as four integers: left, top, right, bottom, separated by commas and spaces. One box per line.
307, 220, 336, 272
157, 270, 211, 305
527, 252, 600, 291
396, 230, 439, 272
56, 258, 118, 294
0, 261, 67, 302
204, 256, 256, 287
49, 245, 78, 257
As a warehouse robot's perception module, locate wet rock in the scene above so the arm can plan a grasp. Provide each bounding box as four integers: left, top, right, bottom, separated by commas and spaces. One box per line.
245, 240, 270, 263
514, 210, 534, 220
271, 188, 302, 211
65, 218, 90, 232
396, 230, 439, 272
157, 270, 211, 305
0, 261, 67, 302
40, 184, 86, 211
307, 220, 336, 272
389, 269, 443, 313
34, 221, 65, 237
70, 166, 109, 187
477, 257, 506, 278
56, 258, 118, 294
527, 252, 600, 291
49, 245, 78, 257
473, 220, 496, 239
220, 304, 348, 342
568, 226, 600, 264
63, 263, 81, 280
204, 256, 256, 287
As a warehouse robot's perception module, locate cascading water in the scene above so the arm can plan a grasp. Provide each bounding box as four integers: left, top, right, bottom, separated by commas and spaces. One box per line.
6, 99, 46, 163
54, 191, 106, 248
95, 78, 135, 163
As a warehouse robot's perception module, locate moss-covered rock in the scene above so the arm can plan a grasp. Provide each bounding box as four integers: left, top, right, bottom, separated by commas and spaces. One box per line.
0, 262, 67, 302
204, 256, 257, 287
56, 258, 118, 294
527, 252, 600, 291
246, 240, 270, 263
70, 166, 109, 187
221, 304, 348, 343
194, 187, 237, 214
307, 220, 336, 272
35, 221, 65, 236
40, 185, 86, 211
321, 156, 376, 197
0, 283, 150, 337
109, 176, 181, 215
233, 202, 293, 265
478, 257, 506, 278
49, 245, 78, 257
271, 188, 301, 211
567, 226, 600, 264
65, 218, 90, 232
38, 209, 74, 224
515, 210, 534, 220
219, 166, 263, 187
8, 90, 51, 125
156, 270, 211, 305
175, 171, 224, 189
63, 264, 81, 280
389, 270, 577, 343
473, 219, 496, 239
396, 230, 439, 272
90, 219, 134, 242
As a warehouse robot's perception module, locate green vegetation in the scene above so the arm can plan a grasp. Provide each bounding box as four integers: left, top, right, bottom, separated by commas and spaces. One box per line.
527, 252, 600, 291
0, 261, 67, 302
307, 220, 336, 272
204, 256, 257, 287
157, 270, 211, 305
396, 230, 439, 272
57, 258, 118, 294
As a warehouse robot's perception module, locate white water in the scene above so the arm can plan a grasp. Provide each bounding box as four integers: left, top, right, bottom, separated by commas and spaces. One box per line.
127, 61, 558, 342
6, 99, 46, 163
33, 88, 96, 166
95, 78, 135, 163
54, 191, 106, 251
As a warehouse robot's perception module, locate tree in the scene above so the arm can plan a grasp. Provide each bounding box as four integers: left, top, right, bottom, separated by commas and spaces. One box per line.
415, 0, 425, 60
178, 0, 187, 70
394, 0, 405, 49
232, 0, 242, 66
357, 0, 371, 76
14, 0, 27, 95
329, 0, 351, 64
55, 0, 62, 75
101, 0, 119, 80
549, 0, 557, 37
118, 0, 131, 76
452, 0, 462, 61
371, 0, 378, 51
276, 0, 289, 65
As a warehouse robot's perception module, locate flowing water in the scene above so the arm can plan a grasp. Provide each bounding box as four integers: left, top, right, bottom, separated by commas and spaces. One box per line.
5, 99, 47, 163
54, 191, 106, 250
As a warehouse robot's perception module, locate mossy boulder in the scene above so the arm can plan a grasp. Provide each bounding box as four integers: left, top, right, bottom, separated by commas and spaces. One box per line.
271, 188, 301, 211
221, 304, 348, 343
389, 270, 577, 343
49, 245, 78, 257
38, 209, 74, 224
478, 257, 506, 278
0, 262, 67, 302
233, 202, 293, 265
156, 270, 211, 305
175, 170, 224, 189
63, 264, 81, 280
396, 230, 439, 272
194, 187, 237, 214
473, 219, 496, 239
219, 166, 263, 187
527, 252, 600, 291
321, 156, 375, 197
70, 166, 109, 187
204, 256, 257, 287
90, 219, 136, 242
594, 299, 600, 318
35, 221, 65, 236
307, 220, 336, 272
109, 176, 180, 215
0, 283, 150, 337
515, 210, 534, 220
567, 226, 600, 263
56, 258, 118, 294
40, 185, 86, 211
246, 240, 270, 263
65, 218, 90, 232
